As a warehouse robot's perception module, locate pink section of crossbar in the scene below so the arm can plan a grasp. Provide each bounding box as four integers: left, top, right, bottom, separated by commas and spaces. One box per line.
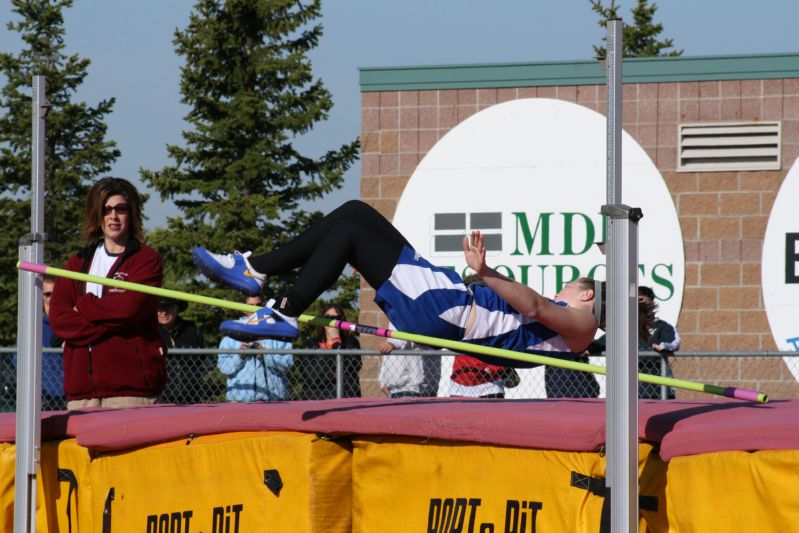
18, 261, 48, 274
335, 319, 392, 339
729, 388, 760, 402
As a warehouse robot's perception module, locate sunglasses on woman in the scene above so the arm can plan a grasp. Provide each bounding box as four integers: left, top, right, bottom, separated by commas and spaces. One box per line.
102, 203, 129, 216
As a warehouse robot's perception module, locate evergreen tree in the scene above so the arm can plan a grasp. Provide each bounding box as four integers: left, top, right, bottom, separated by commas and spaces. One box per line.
0, 0, 119, 344
141, 0, 359, 342
591, 0, 683, 58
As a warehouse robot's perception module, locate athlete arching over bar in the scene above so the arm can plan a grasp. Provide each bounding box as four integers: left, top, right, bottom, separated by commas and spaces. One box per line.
193, 200, 606, 362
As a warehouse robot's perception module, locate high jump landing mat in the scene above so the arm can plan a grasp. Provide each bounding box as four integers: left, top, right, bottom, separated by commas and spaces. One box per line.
1, 398, 798, 532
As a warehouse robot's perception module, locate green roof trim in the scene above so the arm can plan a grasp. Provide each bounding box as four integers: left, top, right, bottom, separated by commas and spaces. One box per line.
359, 53, 799, 92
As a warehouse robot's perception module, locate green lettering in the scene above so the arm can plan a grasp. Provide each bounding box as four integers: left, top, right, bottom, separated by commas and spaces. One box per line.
536, 264, 548, 294
494, 264, 516, 281
518, 264, 533, 286
554, 265, 580, 291
562, 212, 595, 255
651, 264, 675, 300
512, 212, 553, 256
600, 212, 608, 244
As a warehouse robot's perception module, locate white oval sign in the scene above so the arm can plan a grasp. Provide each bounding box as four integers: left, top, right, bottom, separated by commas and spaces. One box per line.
392, 98, 685, 397
762, 156, 799, 381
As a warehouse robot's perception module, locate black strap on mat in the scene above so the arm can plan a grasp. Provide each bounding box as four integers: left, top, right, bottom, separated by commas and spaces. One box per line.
58, 469, 78, 533
570, 472, 658, 533
102, 487, 115, 533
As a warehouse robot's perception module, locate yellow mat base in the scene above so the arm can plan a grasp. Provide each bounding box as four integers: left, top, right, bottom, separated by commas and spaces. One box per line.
351, 437, 667, 533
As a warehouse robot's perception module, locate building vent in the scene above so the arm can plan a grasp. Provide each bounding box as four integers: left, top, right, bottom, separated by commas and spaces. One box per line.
678, 121, 781, 172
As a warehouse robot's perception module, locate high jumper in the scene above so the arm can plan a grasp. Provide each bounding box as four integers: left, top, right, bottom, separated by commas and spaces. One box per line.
193, 200, 607, 363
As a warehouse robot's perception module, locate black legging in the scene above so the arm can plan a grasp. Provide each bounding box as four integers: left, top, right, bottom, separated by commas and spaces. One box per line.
248, 200, 412, 316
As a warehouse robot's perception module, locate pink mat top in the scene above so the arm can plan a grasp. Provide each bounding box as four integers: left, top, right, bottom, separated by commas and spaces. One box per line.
0, 398, 796, 460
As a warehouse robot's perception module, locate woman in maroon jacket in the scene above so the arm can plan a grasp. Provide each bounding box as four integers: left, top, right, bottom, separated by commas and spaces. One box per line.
49, 177, 166, 409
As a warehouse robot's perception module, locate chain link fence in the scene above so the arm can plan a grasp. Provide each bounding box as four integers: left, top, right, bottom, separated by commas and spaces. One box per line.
2, 348, 798, 411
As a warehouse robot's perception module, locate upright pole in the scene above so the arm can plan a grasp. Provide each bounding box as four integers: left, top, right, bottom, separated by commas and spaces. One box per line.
605, 20, 622, 207
15, 75, 47, 533
602, 19, 640, 533
335, 354, 344, 399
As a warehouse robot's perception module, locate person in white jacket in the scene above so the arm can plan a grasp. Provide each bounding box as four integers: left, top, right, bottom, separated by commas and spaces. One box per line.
378, 336, 424, 398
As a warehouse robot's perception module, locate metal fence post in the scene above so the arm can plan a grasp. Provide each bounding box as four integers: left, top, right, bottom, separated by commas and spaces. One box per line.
335, 352, 343, 399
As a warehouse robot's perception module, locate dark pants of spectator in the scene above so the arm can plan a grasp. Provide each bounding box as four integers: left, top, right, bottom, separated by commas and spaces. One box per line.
390, 391, 422, 398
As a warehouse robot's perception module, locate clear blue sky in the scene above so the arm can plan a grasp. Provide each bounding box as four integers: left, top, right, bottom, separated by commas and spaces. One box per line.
2, 0, 798, 229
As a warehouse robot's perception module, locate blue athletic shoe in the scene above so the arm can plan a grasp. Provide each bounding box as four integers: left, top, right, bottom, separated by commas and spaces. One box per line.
220, 300, 299, 342
192, 247, 265, 296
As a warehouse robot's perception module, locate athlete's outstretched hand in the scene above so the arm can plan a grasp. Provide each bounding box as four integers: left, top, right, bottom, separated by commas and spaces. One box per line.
463, 230, 487, 276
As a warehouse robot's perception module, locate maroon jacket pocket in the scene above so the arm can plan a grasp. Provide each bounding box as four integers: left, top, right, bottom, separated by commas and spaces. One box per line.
62, 345, 96, 399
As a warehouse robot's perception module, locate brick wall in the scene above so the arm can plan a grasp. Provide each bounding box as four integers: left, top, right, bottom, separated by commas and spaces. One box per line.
359, 79, 799, 398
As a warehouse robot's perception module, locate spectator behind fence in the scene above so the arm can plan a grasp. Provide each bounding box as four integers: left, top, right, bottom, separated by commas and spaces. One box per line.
300, 303, 361, 399
10, 275, 67, 411
218, 295, 293, 402
580, 289, 660, 399
157, 297, 206, 404
378, 334, 424, 398
544, 354, 600, 399
448, 354, 514, 399
637, 285, 679, 399
50, 177, 166, 410
41, 275, 65, 410
447, 274, 518, 398
420, 351, 442, 397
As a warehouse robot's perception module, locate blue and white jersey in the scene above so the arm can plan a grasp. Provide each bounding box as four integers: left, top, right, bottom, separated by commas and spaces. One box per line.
374, 246, 572, 357
375, 246, 472, 340
464, 284, 571, 354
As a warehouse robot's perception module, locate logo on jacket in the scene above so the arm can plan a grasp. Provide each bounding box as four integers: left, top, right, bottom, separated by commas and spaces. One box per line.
109, 271, 128, 293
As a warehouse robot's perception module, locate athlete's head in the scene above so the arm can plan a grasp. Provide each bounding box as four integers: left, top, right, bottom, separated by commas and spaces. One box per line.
563, 278, 657, 337
553, 277, 605, 328
556, 278, 598, 302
